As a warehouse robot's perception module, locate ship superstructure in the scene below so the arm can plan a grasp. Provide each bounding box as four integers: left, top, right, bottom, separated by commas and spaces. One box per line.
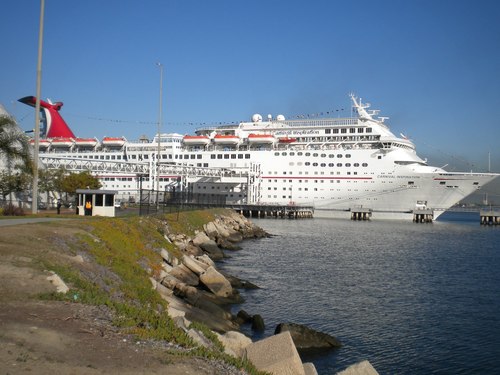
20, 94, 499, 220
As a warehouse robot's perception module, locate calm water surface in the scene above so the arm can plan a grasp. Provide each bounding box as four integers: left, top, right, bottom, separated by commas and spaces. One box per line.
219, 212, 500, 374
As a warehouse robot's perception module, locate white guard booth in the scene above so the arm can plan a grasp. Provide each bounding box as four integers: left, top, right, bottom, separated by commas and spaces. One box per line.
76, 189, 117, 217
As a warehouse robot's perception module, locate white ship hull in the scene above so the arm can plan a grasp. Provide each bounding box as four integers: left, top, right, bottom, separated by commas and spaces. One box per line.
23, 94, 499, 221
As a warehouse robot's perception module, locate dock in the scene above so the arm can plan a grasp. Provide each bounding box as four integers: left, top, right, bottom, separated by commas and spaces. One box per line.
413, 209, 434, 223
480, 210, 500, 225
350, 207, 372, 221
227, 204, 314, 219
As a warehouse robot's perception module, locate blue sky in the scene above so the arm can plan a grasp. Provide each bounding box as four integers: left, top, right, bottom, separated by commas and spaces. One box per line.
1, 0, 500, 181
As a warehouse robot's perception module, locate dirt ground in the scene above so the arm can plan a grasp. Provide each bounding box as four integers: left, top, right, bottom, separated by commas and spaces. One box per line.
0, 219, 245, 374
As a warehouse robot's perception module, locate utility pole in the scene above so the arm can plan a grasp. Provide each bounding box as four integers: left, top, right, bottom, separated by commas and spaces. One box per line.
32, 0, 45, 214
156, 62, 163, 209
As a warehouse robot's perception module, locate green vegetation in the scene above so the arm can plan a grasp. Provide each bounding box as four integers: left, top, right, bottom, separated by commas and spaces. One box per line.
165, 207, 228, 236
0, 114, 33, 206
36, 209, 266, 374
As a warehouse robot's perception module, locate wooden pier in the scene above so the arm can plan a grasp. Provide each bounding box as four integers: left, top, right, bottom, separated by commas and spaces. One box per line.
480, 210, 500, 225
227, 204, 314, 219
350, 207, 372, 221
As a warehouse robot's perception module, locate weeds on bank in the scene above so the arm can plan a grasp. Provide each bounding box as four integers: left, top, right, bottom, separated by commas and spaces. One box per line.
165, 208, 227, 237
38, 211, 267, 374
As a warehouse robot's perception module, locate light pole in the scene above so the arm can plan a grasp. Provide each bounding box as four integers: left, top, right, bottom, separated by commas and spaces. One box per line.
156, 62, 163, 208
32, 0, 45, 214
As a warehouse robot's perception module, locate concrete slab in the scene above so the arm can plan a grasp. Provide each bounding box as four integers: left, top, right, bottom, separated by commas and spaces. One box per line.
336, 360, 379, 375
244, 331, 305, 375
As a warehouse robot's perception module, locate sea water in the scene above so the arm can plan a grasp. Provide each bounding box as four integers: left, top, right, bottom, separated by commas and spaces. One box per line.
219, 212, 500, 374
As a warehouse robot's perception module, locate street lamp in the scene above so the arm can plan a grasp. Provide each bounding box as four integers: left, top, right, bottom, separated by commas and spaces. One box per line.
156, 62, 163, 208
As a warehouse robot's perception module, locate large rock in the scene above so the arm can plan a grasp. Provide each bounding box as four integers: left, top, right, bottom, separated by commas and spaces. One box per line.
336, 360, 379, 375
161, 273, 182, 290
275, 323, 341, 350
215, 219, 244, 243
193, 233, 224, 260
182, 255, 209, 276
236, 310, 252, 324
187, 328, 214, 349
217, 238, 242, 250
224, 273, 259, 289
155, 279, 173, 299
216, 331, 252, 358
173, 282, 199, 300
199, 266, 233, 298
244, 331, 305, 375
252, 314, 265, 331
46, 271, 69, 294
195, 254, 215, 268
213, 221, 231, 239
203, 222, 219, 239
162, 290, 236, 333
303, 363, 319, 375
169, 264, 199, 286
226, 230, 244, 243
160, 248, 178, 266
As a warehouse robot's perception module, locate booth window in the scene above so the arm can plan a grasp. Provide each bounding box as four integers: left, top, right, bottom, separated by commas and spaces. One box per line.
105, 194, 114, 206
95, 194, 104, 206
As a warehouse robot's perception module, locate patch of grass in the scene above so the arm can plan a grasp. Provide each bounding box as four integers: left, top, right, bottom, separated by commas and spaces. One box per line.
37, 209, 267, 373
38, 262, 110, 306
165, 209, 228, 237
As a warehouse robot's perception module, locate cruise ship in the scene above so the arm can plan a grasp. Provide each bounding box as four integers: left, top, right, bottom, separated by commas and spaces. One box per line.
19, 95, 498, 220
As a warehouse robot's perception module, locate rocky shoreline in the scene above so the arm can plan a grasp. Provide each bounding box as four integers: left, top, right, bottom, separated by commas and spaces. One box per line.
150, 210, 378, 375
2, 210, 379, 374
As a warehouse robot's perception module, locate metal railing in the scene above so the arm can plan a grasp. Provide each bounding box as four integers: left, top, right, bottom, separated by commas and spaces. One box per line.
137, 189, 227, 216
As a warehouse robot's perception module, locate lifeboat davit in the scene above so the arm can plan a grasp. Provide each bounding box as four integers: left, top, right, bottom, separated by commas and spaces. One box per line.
102, 137, 126, 147
30, 139, 51, 149
247, 133, 276, 144
213, 134, 240, 145
50, 137, 74, 148
183, 135, 210, 146
75, 137, 98, 147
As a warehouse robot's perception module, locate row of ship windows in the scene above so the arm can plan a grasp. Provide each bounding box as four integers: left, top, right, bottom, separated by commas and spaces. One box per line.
196, 186, 238, 191
102, 177, 180, 182
324, 127, 372, 134
266, 180, 367, 187
267, 194, 379, 199
275, 152, 352, 158
298, 162, 368, 167
267, 170, 367, 176
71, 153, 251, 161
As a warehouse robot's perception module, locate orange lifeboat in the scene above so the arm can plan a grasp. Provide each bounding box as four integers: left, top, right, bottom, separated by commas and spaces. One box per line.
247, 133, 276, 144
50, 137, 74, 147
75, 137, 98, 147
30, 139, 51, 149
213, 134, 240, 145
102, 137, 126, 147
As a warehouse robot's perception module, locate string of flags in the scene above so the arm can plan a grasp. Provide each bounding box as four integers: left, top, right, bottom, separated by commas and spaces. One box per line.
66, 107, 347, 128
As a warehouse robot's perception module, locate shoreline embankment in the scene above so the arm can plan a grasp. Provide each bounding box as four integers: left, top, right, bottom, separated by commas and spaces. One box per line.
0, 208, 377, 374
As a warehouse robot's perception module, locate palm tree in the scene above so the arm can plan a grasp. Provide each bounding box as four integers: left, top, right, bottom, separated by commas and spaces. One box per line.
0, 114, 33, 204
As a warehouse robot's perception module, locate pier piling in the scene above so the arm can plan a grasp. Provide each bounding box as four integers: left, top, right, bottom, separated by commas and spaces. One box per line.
229, 204, 314, 219
480, 210, 500, 225
413, 209, 434, 223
